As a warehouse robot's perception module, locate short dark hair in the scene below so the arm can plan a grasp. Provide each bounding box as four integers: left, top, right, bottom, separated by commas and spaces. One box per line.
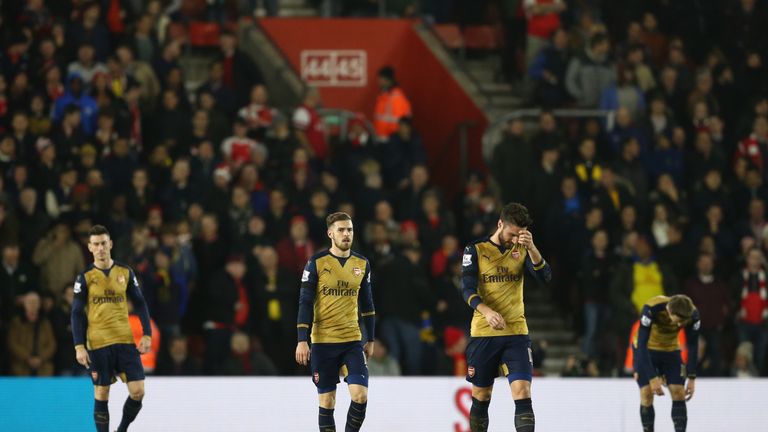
668, 295, 695, 320
326, 212, 352, 228
589, 33, 609, 49
499, 203, 533, 227
88, 225, 110, 238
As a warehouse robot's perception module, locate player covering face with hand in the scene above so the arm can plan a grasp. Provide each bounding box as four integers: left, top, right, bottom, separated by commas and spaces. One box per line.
461, 203, 552, 432
296, 212, 376, 432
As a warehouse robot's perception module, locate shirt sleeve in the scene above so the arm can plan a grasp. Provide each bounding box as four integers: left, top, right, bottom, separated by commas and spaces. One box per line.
297, 258, 318, 342
126, 269, 152, 338
525, 254, 552, 284
71, 273, 88, 348
635, 305, 657, 380
359, 260, 376, 342
684, 310, 701, 378
461, 244, 482, 310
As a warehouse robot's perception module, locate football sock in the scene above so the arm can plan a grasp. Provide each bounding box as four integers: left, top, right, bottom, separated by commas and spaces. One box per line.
345, 400, 367, 432
94, 399, 109, 432
469, 397, 490, 432
672, 401, 687, 432
116, 397, 142, 432
640, 404, 655, 432
319, 406, 335, 432
514, 398, 535, 432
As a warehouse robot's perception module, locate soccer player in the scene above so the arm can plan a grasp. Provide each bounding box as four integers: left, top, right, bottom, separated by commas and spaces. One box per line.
462, 203, 551, 432
295, 212, 375, 432
634, 294, 700, 432
71, 225, 152, 432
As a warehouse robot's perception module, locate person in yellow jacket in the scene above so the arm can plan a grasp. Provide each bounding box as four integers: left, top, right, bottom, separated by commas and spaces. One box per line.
374, 66, 412, 142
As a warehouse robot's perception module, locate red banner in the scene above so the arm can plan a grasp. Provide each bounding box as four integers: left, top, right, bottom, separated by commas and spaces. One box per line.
260, 18, 488, 197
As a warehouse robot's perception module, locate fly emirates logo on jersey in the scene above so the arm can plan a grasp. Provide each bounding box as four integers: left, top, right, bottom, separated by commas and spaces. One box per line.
91, 289, 125, 305
482, 266, 522, 284
320, 280, 358, 297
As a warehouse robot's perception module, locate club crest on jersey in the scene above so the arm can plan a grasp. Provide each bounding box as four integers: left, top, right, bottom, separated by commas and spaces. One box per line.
313, 372, 320, 384
117, 275, 126, 285
353, 267, 362, 277
467, 366, 475, 378
511, 250, 521, 260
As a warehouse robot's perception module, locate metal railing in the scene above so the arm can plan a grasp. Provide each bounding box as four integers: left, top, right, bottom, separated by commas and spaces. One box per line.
482, 108, 616, 162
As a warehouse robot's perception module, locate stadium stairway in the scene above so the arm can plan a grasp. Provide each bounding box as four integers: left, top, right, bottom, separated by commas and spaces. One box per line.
254, 0, 318, 17
525, 285, 581, 376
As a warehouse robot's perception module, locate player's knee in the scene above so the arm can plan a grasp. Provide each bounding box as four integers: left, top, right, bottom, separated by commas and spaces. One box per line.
639, 387, 654, 406
130, 388, 145, 401
94, 386, 110, 401
669, 386, 685, 401
472, 386, 493, 401
350, 387, 368, 404
319, 392, 336, 408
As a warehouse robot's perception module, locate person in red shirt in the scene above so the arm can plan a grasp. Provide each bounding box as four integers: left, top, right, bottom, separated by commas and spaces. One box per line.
276, 215, 315, 277
238, 84, 276, 140
292, 87, 327, 163
221, 118, 266, 170
524, 0, 567, 67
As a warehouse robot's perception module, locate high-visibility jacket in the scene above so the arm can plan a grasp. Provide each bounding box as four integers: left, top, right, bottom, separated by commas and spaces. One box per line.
129, 314, 161, 372
374, 87, 411, 140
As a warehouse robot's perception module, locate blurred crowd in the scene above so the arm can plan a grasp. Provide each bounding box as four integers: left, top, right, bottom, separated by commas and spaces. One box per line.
2, 0, 768, 380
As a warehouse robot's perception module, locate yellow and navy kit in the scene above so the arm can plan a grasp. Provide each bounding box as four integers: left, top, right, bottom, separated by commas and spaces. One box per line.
71, 261, 152, 351
461, 237, 552, 337
297, 250, 375, 344
634, 295, 701, 384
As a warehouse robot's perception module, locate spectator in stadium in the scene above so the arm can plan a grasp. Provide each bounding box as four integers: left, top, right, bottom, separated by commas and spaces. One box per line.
238, 84, 276, 141
376, 243, 433, 375
156, 335, 201, 376
115, 44, 160, 109
367, 338, 401, 376
373, 66, 412, 142
293, 86, 327, 164
203, 254, 253, 374
734, 247, 768, 374
732, 342, 759, 378
215, 331, 277, 375
491, 118, 533, 205
67, 43, 107, 88
7, 291, 56, 376
523, 0, 566, 67
218, 31, 263, 109
529, 27, 571, 107
31, 222, 85, 298
578, 229, 616, 359
52, 74, 98, 136
599, 66, 646, 121
566, 32, 615, 108
144, 248, 184, 341
251, 246, 296, 374
16, 187, 50, 259
683, 252, 729, 375
275, 215, 315, 278
396, 164, 430, 221
379, 117, 425, 190
198, 61, 236, 117
50, 284, 78, 375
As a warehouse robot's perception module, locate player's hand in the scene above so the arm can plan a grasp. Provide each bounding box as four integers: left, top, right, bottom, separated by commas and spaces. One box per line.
296, 341, 311, 366
650, 377, 664, 396
363, 341, 374, 359
138, 336, 152, 354
483, 309, 506, 330
75, 346, 91, 368
518, 230, 535, 250
685, 378, 695, 401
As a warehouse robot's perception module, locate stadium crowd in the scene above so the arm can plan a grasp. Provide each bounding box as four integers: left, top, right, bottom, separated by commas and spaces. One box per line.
1, 0, 768, 380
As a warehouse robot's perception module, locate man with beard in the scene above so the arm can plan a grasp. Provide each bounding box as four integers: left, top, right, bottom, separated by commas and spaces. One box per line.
461, 203, 552, 432
295, 212, 375, 432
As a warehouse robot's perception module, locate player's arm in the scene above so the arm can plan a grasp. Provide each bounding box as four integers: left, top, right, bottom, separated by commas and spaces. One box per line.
683, 309, 701, 400
461, 245, 505, 329
127, 269, 153, 353
71, 274, 90, 367
359, 262, 376, 358
524, 254, 552, 284
636, 305, 663, 394
296, 259, 318, 365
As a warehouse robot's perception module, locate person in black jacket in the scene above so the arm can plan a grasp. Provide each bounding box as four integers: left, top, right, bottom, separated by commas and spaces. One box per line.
578, 229, 617, 360
202, 253, 253, 374
218, 31, 263, 111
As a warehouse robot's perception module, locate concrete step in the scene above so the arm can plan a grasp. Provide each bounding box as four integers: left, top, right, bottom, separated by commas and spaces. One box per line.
281, 0, 308, 7
525, 316, 567, 331
545, 344, 582, 358
480, 81, 513, 94
529, 330, 575, 344
541, 356, 567, 373
278, 7, 318, 16
523, 302, 557, 316
489, 94, 523, 108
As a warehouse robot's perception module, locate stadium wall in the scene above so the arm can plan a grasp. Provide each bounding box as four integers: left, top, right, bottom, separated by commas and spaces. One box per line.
259, 18, 488, 199
2, 377, 766, 431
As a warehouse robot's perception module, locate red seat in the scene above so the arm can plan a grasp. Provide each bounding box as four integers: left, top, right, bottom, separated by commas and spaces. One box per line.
188, 22, 221, 47
463, 25, 500, 50
434, 24, 463, 50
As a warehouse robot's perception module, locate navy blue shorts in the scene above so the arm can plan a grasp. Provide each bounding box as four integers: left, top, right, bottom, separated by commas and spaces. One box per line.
88, 343, 145, 386
310, 341, 368, 393
634, 349, 685, 388
466, 335, 533, 387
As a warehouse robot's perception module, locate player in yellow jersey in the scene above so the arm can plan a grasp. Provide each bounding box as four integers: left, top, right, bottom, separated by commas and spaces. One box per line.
633, 295, 700, 432
71, 225, 152, 432
462, 203, 551, 432
295, 212, 375, 432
